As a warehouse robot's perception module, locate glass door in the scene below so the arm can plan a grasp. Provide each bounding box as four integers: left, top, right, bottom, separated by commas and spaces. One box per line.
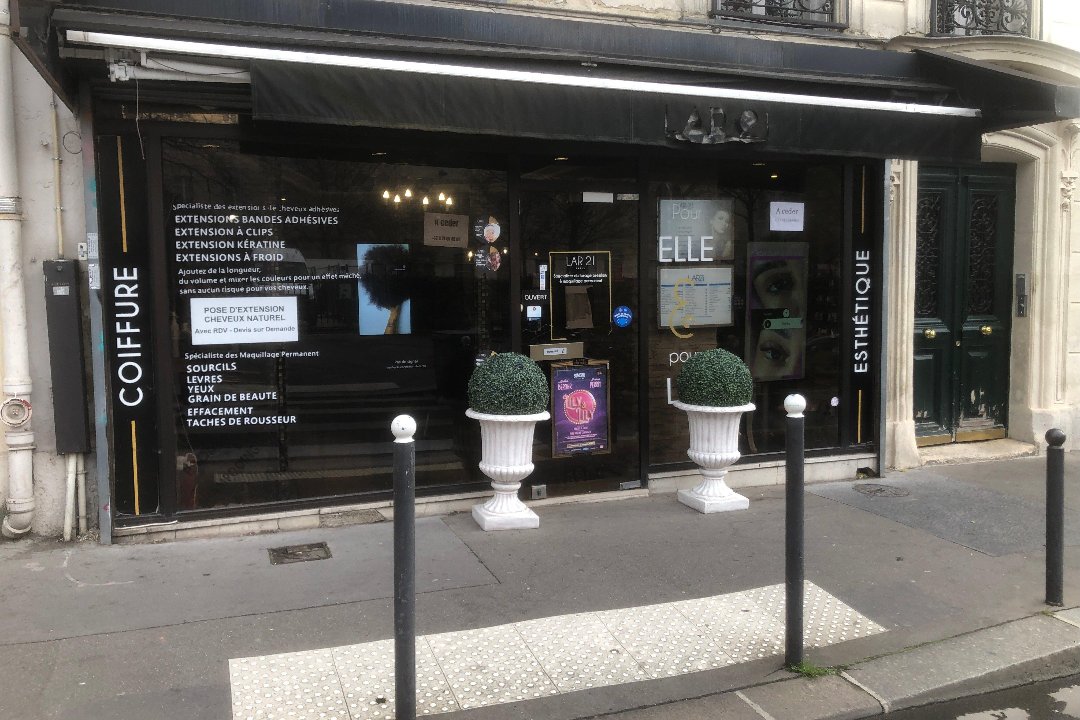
518, 187, 640, 495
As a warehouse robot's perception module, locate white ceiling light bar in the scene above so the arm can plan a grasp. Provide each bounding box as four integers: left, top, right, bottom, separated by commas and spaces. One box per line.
66, 30, 981, 118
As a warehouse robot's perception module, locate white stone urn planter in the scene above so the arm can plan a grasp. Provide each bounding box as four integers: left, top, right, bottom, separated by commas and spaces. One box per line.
467, 408, 550, 531
672, 401, 755, 514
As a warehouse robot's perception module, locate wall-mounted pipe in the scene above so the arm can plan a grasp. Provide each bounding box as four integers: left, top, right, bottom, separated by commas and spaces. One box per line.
0, 0, 37, 538
51, 95, 63, 258
62, 453, 76, 541
76, 453, 87, 535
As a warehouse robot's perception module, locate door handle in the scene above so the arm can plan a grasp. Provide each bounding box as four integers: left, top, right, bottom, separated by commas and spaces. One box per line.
923, 329, 936, 340
980, 325, 993, 336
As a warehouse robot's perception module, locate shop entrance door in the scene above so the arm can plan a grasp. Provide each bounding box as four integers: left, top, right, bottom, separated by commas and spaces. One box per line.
518, 185, 641, 495
913, 166, 1015, 446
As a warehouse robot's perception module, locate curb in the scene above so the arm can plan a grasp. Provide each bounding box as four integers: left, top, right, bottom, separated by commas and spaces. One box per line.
594, 608, 1080, 720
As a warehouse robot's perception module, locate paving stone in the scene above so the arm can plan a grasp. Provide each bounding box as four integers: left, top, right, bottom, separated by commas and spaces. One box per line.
606, 692, 763, 720
846, 615, 1080, 710
740, 674, 881, 720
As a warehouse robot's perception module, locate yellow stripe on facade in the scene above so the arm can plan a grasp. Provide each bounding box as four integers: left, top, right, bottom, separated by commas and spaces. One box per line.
130, 420, 140, 515
860, 166, 866, 235
117, 138, 129, 253
857, 389, 863, 445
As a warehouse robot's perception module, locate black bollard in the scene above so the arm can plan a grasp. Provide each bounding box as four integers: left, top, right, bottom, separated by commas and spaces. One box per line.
392, 415, 417, 720
1046, 428, 1066, 607
784, 394, 806, 668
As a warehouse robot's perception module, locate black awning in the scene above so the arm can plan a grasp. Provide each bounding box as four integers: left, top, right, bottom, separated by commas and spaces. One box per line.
32, 0, 1080, 162
251, 61, 984, 163
916, 48, 1080, 132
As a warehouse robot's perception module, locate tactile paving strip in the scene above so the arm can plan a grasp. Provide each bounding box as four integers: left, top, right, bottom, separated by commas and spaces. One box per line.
425, 624, 560, 709
676, 581, 885, 662
333, 638, 459, 719
597, 602, 734, 678
677, 590, 787, 662
230, 648, 350, 720
802, 582, 886, 647
230, 581, 886, 720
516, 613, 649, 691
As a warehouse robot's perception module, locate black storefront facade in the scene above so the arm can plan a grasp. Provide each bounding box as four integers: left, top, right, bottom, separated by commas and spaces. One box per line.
12, 0, 1078, 541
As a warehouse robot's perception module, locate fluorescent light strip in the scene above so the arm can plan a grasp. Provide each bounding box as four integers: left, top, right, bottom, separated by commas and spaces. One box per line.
67, 30, 981, 118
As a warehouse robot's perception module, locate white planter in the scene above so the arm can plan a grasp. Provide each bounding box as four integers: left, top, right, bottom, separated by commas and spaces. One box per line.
672, 401, 755, 514
466, 408, 550, 531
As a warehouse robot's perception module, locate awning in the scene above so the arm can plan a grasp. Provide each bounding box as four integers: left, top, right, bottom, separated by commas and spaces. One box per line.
249, 58, 984, 163
915, 48, 1080, 132
34, 0, 1080, 163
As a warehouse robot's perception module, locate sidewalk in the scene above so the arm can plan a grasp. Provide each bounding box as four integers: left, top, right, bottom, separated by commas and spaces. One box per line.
0, 454, 1078, 720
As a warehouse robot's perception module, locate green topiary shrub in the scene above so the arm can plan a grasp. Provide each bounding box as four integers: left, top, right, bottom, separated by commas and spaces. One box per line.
676, 348, 753, 407
468, 352, 550, 415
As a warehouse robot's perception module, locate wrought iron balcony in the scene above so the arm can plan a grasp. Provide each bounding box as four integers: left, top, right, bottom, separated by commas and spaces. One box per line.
931, 0, 1031, 37
710, 0, 841, 29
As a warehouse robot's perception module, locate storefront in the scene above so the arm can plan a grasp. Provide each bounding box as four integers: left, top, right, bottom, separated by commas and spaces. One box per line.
12, 0, 1077, 538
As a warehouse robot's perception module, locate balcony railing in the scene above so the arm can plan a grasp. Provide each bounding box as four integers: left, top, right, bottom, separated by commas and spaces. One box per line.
931, 0, 1031, 37
710, 0, 840, 29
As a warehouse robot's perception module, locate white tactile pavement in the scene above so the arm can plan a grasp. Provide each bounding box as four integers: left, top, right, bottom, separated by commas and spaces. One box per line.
230, 581, 886, 720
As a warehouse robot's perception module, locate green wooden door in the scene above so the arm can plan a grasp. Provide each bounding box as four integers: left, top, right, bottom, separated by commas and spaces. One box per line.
913, 166, 1014, 446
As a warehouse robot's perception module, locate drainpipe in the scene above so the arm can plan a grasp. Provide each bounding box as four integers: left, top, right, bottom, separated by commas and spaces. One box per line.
0, 0, 36, 538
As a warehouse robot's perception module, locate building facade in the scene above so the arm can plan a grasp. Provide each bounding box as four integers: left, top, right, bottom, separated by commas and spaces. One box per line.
2, 0, 1078, 541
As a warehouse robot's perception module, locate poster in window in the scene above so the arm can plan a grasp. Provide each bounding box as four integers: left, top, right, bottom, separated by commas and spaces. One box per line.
472, 215, 504, 272
357, 243, 411, 335
551, 360, 610, 457
548, 251, 611, 340
745, 242, 808, 381
658, 198, 735, 262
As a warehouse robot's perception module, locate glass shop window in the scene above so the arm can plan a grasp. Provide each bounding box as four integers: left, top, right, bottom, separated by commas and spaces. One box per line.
162, 139, 509, 510
648, 162, 844, 466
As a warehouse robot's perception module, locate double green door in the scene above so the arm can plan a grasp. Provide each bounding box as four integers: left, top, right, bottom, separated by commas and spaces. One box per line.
913, 166, 1014, 445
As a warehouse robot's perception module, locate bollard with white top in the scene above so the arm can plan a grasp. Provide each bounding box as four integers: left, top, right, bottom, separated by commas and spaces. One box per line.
784, 394, 806, 667
391, 414, 417, 720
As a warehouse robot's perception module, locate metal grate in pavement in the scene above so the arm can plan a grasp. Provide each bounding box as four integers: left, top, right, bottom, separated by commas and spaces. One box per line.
268, 542, 332, 565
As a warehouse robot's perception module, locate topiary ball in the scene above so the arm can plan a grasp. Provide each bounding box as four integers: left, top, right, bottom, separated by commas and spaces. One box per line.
676, 348, 753, 407
468, 352, 550, 415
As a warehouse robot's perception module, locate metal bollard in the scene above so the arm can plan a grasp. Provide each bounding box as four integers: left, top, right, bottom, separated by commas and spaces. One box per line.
1046, 428, 1066, 607
392, 415, 417, 720
784, 394, 806, 668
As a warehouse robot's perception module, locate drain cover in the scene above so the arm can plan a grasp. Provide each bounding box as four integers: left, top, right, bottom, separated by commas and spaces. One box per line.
853, 483, 910, 498
268, 542, 332, 565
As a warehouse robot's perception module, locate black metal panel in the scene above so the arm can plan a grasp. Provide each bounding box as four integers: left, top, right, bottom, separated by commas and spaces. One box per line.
11, 0, 78, 109
916, 48, 1080, 131
251, 61, 983, 163
43, 260, 91, 453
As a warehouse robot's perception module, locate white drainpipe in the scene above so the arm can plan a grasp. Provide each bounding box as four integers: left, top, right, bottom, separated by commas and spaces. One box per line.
0, 0, 36, 538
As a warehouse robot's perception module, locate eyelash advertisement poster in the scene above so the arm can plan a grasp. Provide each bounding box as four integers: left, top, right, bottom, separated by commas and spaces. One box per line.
745, 242, 808, 381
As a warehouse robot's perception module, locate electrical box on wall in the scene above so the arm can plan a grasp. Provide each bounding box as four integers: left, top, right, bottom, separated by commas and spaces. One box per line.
43, 260, 91, 453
